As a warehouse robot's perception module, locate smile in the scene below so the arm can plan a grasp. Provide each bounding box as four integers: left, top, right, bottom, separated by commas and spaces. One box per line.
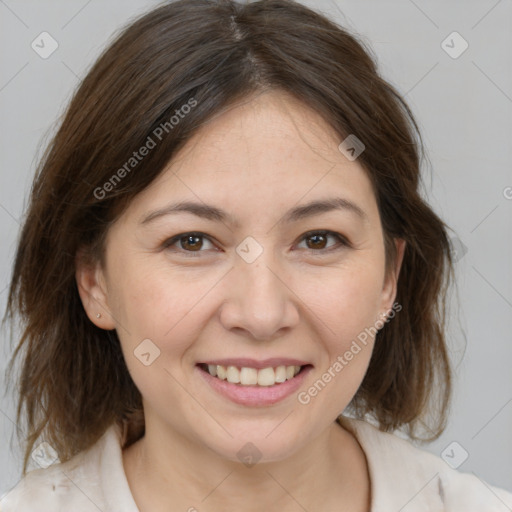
200, 363, 303, 386
196, 361, 313, 406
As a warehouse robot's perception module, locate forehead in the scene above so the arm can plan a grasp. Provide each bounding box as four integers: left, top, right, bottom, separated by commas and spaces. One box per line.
171, 90, 347, 173
126, 91, 378, 225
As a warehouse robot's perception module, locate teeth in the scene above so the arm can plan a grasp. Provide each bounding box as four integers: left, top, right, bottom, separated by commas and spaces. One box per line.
257, 367, 275, 386
205, 364, 303, 386
275, 365, 287, 383
240, 367, 258, 385
226, 365, 240, 383
217, 365, 227, 380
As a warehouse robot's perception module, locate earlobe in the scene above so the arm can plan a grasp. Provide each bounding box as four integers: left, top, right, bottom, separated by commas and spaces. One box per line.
75, 251, 116, 330
381, 238, 406, 312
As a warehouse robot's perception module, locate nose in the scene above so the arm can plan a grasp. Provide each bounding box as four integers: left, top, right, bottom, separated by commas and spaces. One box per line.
218, 253, 300, 341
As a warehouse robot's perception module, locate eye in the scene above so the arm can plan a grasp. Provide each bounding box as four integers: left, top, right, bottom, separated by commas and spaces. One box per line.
161, 230, 350, 258
295, 230, 349, 253
162, 232, 217, 257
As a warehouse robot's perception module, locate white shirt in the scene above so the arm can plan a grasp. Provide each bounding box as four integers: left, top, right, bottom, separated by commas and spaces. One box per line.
1, 417, 511, 511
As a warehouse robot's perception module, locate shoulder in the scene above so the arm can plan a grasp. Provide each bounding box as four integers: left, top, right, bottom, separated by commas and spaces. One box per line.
0, 424, 138, 512
340, 416, 512, 511
0, 449, 101, 512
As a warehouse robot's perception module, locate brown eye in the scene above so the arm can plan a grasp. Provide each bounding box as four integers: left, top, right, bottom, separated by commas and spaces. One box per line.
180, 234, 203, 251
297, 230, 349, 253
162, 232, 216, 256
305, 233, 328, 250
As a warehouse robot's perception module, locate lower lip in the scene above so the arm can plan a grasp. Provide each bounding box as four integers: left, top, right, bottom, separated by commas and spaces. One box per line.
196, 365, 313, 407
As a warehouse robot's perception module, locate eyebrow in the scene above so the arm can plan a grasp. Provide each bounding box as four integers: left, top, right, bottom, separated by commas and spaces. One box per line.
140, 197, 368, 227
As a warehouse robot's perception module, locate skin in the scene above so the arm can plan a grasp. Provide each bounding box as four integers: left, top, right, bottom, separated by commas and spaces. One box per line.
77, 90, 405, 512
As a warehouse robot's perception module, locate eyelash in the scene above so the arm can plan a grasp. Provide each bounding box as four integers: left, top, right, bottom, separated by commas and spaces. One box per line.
161, 230, 350, 258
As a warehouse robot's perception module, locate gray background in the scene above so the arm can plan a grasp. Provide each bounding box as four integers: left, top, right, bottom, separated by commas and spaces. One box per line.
1, 0, 511, 499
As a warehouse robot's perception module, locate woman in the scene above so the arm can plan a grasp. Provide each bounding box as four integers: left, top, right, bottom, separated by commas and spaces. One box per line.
2, 0, 511, 510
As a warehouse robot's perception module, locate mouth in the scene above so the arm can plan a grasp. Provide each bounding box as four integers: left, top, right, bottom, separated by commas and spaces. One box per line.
195, 360, 313, 407
197, 363, 311, 387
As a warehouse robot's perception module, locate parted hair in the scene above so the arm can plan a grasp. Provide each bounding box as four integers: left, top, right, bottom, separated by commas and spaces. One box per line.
3, 0, 453, 475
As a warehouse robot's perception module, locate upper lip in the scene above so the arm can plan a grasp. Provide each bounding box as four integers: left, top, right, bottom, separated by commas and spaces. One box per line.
198, 358, 312, 369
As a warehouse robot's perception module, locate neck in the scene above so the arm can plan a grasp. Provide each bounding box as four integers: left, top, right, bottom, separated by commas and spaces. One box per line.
123, 417, 370, 512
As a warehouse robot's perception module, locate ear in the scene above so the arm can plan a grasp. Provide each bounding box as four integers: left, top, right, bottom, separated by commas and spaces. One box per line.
380, 238, 406, 314
75, 248, 116, 330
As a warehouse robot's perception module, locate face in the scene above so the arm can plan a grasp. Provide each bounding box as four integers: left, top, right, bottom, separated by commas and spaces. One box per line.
77, 90, 404, 463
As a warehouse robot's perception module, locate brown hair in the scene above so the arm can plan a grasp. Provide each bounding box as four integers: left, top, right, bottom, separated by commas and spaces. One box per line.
3, 0, 453, 475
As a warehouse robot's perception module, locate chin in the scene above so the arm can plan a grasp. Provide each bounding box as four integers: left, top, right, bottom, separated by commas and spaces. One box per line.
196, 424, 308, 466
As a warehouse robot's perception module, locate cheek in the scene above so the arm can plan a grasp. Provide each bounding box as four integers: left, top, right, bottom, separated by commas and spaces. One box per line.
110, 263, 211, 409
307, 259, 384, 340
295, 267, 382, 413
109, 257, 218, 356
300, 256, 384, 397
